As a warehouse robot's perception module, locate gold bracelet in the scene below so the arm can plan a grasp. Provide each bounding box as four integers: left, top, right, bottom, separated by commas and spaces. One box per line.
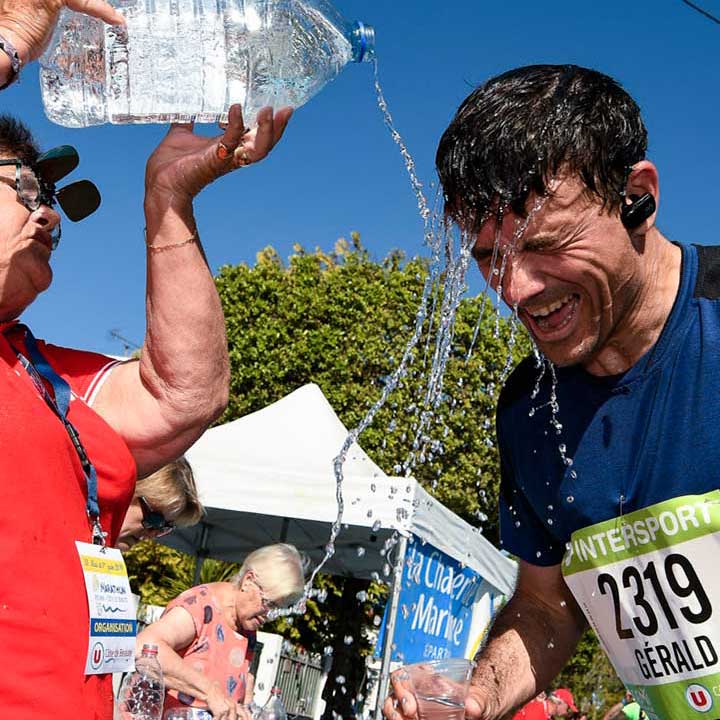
146, 230, 199, 253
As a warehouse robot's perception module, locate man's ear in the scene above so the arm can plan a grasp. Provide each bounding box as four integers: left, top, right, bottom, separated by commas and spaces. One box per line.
621, 160, 659, 233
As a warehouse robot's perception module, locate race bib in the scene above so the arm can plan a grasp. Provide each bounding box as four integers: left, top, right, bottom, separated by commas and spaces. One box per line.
76, 541, 136, 675
562, 492, 720, 719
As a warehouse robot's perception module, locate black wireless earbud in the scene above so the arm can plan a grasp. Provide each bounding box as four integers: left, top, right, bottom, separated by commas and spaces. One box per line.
620, 193, 656, 230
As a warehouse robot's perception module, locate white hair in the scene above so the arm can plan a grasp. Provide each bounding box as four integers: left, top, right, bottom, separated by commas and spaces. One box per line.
232, 543, 305, 607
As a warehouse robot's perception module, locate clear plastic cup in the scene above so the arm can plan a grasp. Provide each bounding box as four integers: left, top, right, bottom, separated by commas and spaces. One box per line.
163, 709, 212, 720
403, 658, 474, 720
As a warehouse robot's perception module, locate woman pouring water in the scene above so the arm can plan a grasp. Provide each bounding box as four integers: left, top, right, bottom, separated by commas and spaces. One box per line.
137, 544, 305, 720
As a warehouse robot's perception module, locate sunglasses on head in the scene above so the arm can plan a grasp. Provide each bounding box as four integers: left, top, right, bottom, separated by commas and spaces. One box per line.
138, 496, 175, 537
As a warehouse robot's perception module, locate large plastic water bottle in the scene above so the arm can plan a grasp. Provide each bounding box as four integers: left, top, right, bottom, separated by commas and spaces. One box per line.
39, 0, 375, 128
257, 687, 288, 720
115, 643, 165, 720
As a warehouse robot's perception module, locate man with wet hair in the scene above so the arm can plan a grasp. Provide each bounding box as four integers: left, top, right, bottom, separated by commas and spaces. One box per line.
386, 64, 720, 720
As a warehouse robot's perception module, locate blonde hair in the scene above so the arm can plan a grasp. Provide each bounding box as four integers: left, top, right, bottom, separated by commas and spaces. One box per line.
135, 457, 204, 527
232, 544, 305, 607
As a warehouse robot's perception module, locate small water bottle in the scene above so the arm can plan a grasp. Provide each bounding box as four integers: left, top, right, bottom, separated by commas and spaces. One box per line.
115, 643, 165, 720
257, 687, 287, 720
39, 0, 376, 128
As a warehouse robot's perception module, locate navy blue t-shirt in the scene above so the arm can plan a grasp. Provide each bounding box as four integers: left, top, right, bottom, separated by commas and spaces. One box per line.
497, 243, 720, 566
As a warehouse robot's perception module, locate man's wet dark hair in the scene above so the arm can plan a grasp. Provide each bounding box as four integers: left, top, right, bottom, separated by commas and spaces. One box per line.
0, 114, 40, 165
436, 64, 648, 230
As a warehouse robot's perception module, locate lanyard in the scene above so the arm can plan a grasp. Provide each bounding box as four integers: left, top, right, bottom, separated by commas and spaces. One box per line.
12, 325, 106, 546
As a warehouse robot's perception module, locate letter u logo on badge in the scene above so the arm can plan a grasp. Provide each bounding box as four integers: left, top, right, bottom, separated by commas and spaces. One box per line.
686, 683, 713, 713
91, 642, 104, 670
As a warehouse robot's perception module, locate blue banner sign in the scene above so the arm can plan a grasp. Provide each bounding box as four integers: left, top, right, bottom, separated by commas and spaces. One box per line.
376, 537, 481, 663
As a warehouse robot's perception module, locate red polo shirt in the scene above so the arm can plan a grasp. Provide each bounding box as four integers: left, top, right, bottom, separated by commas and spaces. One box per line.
0, 323, 136, 719
513, 699, 550, 720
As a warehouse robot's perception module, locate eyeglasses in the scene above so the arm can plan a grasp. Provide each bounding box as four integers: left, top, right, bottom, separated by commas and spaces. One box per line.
0, 159, 62, 248
138, 496, 175, 537
249, 575, 279, 612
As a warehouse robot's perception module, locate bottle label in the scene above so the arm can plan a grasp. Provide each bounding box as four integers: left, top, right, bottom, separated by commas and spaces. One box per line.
76, 541, 137, 675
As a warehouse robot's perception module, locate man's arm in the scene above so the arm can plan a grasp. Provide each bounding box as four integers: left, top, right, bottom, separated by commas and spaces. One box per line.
467, 561, 587, 718
92, 105, 291, 477
385, 560, 587, 720
602, 702, 625, 720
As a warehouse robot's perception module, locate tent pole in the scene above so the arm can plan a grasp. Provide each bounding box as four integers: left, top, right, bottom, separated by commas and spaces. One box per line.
193, 522, 210, 585
280, 517, 290, 543
374, 534, 408, 720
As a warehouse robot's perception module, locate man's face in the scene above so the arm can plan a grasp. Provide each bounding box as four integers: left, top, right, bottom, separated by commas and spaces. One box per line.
0, 161, 61, 321
550, 700, 569, 717
470, 177, 643, 370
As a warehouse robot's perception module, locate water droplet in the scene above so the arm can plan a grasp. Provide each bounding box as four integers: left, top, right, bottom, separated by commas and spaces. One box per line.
343, 635, 353, 645
514, 520, 521, 528
372, 520, 382, 532
373, 615, 381, 627
355, 591, 367, 602
370, 483, 377, 492
559, 600, 567, 607
536, 551, 542, 558
547, 641, 555, 649
566, 495, 575, 503
356, 547, 366, 558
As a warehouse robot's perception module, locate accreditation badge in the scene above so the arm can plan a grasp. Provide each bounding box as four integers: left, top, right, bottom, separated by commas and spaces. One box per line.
562, 492, 720, 719
76, 541, 136, 675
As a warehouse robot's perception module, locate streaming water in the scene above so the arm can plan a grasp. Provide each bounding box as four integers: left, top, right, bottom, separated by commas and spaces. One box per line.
286, 63, 576, 696
300, 60, 439, 596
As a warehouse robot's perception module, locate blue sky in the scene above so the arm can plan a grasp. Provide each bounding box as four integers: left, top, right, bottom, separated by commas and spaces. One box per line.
2, 0, 719, 355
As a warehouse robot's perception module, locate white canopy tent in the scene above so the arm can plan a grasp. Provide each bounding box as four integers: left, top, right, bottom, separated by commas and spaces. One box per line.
164, 383, 517, 718
166, 383, 516, 596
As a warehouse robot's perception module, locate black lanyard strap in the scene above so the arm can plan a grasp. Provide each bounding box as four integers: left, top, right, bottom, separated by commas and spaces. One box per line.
12, 325, 106, 546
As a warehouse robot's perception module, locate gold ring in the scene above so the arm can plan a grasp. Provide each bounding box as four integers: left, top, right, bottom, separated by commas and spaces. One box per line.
216, 141, 233, 161
234, 148, 252, 167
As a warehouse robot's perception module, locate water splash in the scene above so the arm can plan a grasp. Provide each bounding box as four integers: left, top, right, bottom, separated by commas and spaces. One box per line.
302, 61, 441, 592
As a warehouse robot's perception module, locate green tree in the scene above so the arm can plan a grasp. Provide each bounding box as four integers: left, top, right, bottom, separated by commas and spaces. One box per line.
126, 235, 622, 717
551, 628, 627, 720
215, 233, 526, 539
